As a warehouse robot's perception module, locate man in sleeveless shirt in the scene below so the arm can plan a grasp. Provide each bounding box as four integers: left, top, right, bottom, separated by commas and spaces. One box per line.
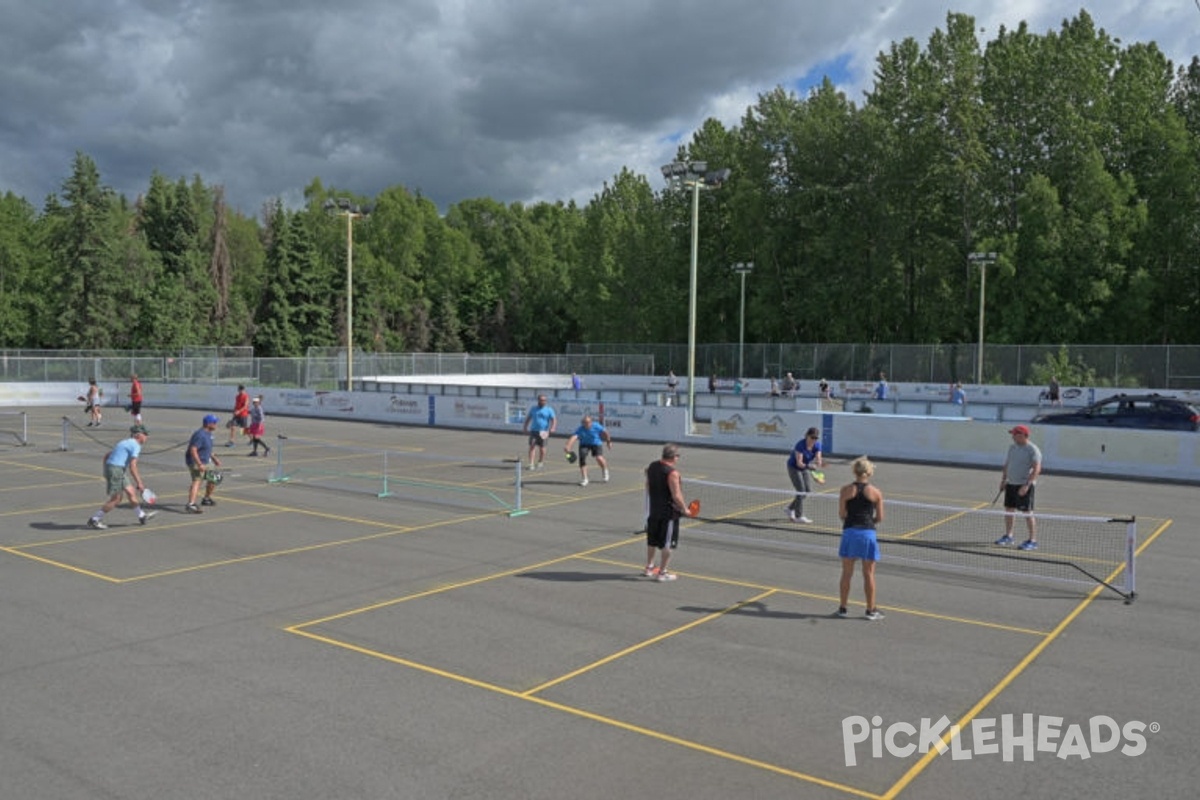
643, 443, 695, 582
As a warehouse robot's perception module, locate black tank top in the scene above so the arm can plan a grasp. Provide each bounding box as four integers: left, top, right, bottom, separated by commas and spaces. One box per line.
843, 482, 876, 529
646, 460, 678, 520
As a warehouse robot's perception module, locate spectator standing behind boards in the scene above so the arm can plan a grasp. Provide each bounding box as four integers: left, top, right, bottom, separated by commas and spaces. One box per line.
247, 396, 271, 457
571, 372, 583, 392
522, 394, 557, 471
666, 370, 679, 402
186, 414, 223, 513
128, 374, 143, 422
1048, 376, 1062, 407
708, 374, 717, 393
642, 443, 696, 582
86, 424, 157, 529
564, 414, 611, 487
873, 372, 889, 400
836, 456, 885, 620
226, 384, 251, 446
781, 372, 798, 397
818, 378, 831, 400
950, 382, 967, 406
994, 425, 1042, 551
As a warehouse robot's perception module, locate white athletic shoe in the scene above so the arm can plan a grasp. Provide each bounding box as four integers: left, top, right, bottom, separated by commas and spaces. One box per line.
797, 516, 813, 524
579, 478, 589, 487
787, 509, 798, 522
603, 469, 610, 482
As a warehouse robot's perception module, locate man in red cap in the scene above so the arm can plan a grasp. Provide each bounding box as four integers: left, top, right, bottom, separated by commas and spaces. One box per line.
995, 425, 1042, 550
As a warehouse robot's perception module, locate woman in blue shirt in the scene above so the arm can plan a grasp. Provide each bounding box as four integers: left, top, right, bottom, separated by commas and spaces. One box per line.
785, 427, 823, 524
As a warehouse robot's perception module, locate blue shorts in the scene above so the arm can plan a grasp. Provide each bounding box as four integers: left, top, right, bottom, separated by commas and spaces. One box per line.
839, 527, 880, 561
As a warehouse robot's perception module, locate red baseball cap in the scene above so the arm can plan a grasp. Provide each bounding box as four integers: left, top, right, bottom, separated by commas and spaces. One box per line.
1008, 425, 1031, 436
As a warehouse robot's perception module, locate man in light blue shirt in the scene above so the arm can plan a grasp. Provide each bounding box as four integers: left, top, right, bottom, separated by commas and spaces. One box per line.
564, 415, 611, 486
522, 394, 557, 471
87, 425, 156, 529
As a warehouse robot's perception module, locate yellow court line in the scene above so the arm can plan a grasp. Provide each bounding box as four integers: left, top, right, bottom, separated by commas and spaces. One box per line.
286, 624, 883, 800
206, 494, 442, 529
6, 493, 531, 582
0, 545, 122, 582
523, 588, 778, 696
577, 554, 1050, 637
0, 478, 95, 495
881, 517, 1169, 799
116, 525, 418, 582
894, 504, 986, 540
14, 509, 287, 549
290, 538, 638, 629
81, 506, 543, 583
0, 458, 95, 478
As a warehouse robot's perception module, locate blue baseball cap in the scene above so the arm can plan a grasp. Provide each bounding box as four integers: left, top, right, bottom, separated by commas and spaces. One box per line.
203, 414, 220, 425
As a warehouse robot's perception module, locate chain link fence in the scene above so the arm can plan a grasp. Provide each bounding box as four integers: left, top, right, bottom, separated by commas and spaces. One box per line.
3, 345, 1195, 389
566, 343, 1200, 388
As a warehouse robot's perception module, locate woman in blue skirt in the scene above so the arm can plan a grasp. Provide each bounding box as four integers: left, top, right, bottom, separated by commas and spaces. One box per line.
837, 456, 885, 620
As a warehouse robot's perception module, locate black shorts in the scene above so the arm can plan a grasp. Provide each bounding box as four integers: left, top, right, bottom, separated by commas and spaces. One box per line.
578, 443, 603, 465
528, 430, 549, 448
646, 516, 680, 550
1004, 484, 1036, 512
229, 414, 249, 429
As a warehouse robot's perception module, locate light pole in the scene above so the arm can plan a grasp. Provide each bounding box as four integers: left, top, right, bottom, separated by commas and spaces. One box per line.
661, 160, 731, 434
324, 199, 371, 390
731, 261, 754, 379
968, 251, 997, 385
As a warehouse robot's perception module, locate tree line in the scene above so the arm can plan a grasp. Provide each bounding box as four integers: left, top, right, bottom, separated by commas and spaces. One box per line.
1, 11, 1198, 357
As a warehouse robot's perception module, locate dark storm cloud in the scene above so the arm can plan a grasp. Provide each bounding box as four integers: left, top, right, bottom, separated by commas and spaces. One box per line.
0, 1, 1195, 213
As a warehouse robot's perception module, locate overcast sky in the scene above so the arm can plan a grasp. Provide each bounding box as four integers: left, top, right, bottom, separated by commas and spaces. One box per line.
2, 1, 1198, 216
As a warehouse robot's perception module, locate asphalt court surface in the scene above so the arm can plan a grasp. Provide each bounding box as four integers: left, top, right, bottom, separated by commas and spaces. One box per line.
0, 406, 1195, 799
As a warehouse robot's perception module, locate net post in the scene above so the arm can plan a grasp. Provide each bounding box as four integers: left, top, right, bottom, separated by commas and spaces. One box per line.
508, 456, 529, 517
268, 434, 288, 483
378, 450, 391, 498
1124, 517, 1137, 603
60, 416, 70, 451
21, 411, 28, 446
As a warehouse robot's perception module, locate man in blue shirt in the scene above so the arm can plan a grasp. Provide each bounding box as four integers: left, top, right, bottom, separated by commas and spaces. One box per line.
522, 394, 557, 471
87, 424, 156, 529
564, 414, 611, 486
950, 382, 967, 407
185, 414, 223, 513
